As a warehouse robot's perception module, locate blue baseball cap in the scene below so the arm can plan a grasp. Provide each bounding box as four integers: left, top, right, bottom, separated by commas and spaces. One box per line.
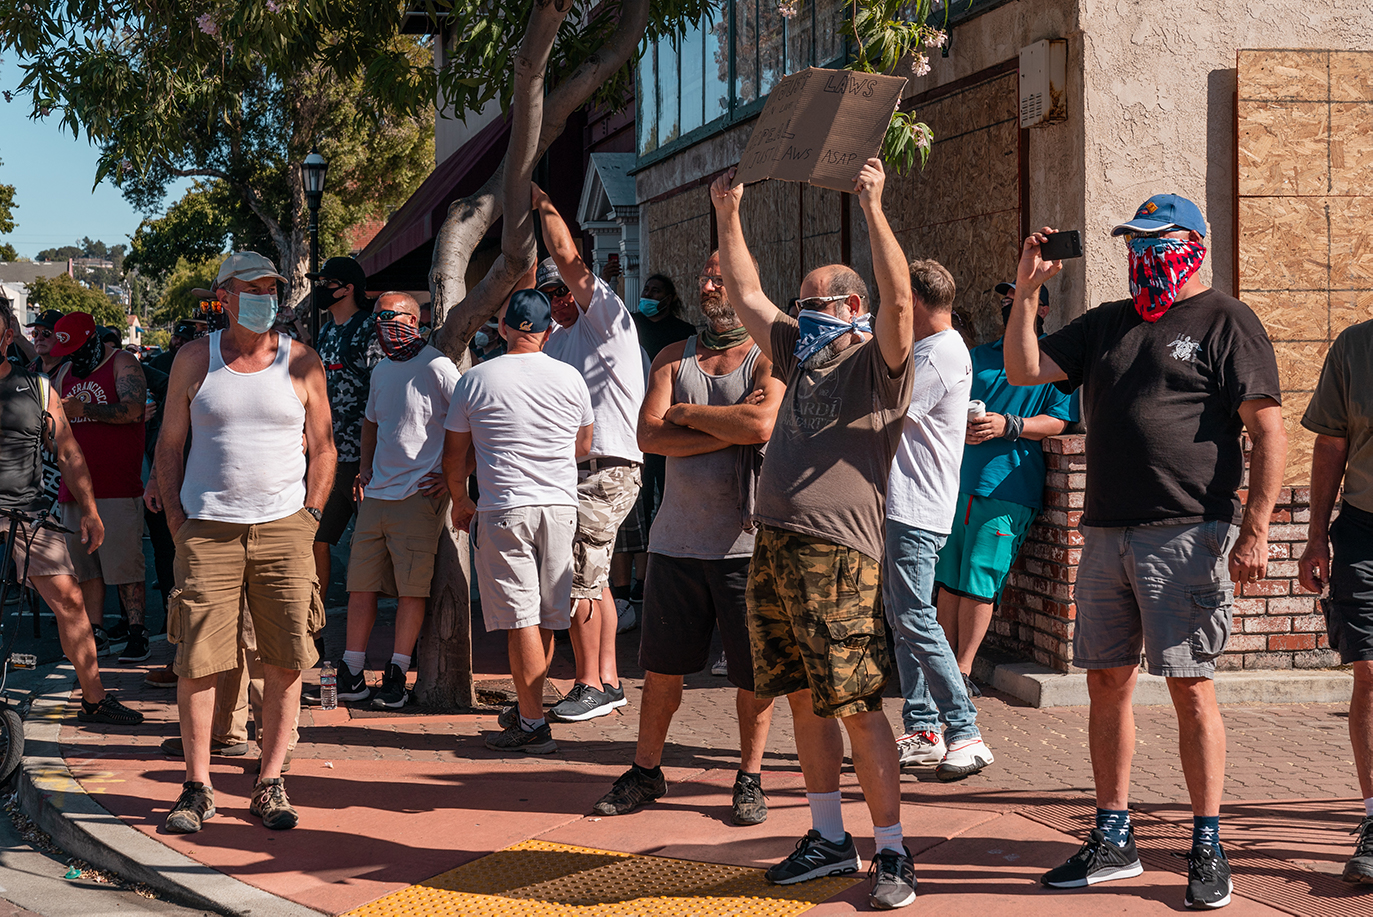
1111, 194, 1207, 238
504, 289, 552, 333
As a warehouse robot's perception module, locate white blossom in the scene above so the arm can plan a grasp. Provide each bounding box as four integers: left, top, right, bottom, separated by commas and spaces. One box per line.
911, 53, 930, 77
196, 13, 219, 37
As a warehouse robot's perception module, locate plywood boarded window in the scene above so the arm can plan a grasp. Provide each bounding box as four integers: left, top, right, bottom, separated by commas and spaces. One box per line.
1237, 49, 1373, 484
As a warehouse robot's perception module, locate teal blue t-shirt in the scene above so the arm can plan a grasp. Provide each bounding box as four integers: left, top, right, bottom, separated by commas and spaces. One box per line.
961, 339, 1077, 510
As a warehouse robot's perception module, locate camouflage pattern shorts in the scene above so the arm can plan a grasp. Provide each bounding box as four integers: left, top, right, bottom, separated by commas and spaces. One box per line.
572, 463, 642, 600
746, 525, 891, 718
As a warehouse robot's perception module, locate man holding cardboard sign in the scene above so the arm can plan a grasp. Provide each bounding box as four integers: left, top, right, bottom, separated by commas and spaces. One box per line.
710, 158, 917, 910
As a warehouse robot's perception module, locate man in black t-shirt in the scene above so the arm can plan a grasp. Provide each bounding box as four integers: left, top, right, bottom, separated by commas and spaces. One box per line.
1003, 195, 1285, 910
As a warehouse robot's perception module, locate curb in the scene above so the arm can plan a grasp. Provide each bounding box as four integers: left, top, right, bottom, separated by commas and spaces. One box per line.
974, 657, 1355, 707
15, 663, 323, 917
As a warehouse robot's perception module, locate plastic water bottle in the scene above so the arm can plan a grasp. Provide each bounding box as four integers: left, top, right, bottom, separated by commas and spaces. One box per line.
319, 661, 338, 710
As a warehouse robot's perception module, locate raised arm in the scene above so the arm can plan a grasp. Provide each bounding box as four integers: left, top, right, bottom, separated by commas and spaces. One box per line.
295, 344, 337, 514
63, 350, 147, 424
533, 183, 595, 310
855, 159, 913, 374
638, 341, 733, 457
1232, 397, 1287, 585
710, 171, 782, 363
665, 352, 785, 445
44, 384, 103, 553
1005, 228, 1069, 386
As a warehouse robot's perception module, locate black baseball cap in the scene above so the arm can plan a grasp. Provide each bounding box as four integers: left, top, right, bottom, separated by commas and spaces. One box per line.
535, 257, 563, 292
306, 256, 368, 294
25, 309, 63, 331
995, 282, 1049, 307
504, 289, 552, 333
173, 319, 205, 338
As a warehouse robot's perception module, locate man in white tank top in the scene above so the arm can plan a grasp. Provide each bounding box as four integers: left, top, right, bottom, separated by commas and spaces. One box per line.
153, 251, 336, 836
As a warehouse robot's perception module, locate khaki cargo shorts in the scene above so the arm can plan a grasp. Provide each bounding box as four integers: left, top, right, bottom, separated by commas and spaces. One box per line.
347, 492, 448, 597
62, 497, 145, 585
746, 524, 891, 719
572, 463, 641, 600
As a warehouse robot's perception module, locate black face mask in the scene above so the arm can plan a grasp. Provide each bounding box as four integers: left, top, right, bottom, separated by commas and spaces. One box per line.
313, 285, 342, 313
69, 335, 105, 378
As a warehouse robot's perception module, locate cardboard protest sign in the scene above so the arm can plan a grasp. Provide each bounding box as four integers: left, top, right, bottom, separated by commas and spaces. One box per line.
732, 68, 908, 192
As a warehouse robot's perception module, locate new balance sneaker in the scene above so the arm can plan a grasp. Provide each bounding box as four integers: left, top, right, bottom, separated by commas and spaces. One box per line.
118, 624, 152, 663
249, 777, 299, 830
868, 846, 918, 909
548, 682, 616, 722
1344, 815, 1373, 884
372, 663, 410, 709
1041, 828, 1144, 888
603, 682, 627, 710
485, 722, 558, 754
936, 736, 994, 781
164, 781, 215, 834
896, 730, 945, 766
593, 766, 667, 815
731, 771, 767, 826
1184, 844, 1232, 909
302, 660, 370, 705
765, 830, 862, 885
77, 694, 143, 725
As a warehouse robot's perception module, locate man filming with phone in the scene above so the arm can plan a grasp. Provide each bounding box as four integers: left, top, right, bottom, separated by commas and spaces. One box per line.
1003, 195, 1285, 910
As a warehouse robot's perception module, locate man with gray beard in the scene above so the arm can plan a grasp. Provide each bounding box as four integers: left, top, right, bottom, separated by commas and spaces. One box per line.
592, 250, 784, 825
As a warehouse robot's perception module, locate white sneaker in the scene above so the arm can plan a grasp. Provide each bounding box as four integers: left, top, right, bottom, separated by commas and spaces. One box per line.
711, 652, 729, 676
896, 730, 945, 766
936, 736, 994, 781
615, 598, 638, 633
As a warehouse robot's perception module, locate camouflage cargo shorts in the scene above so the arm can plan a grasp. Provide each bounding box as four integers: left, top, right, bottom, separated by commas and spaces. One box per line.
572, 463, 642, 600
746, 524, 891, 719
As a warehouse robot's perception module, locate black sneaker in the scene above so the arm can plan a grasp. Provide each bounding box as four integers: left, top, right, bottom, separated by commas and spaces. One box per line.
164, 781, 214, 834
962, 672, 982, 698
1345, 816, 1373, 884
118, 625, 152, 663
302, 661, 370, 705
91, 625, 110, 656
547, 682, 616, 722
372, 663, 410, 709
868, 846, 918, 909
484, 721, 557, 754
106, 619, 130, 642
592, 766, 667, 815
603, 682, 627, 710
731, 771, 767, 826
765, 830, 861, 885
160, 737, 248, 757
77, 694, 144, 726
1041, 828, 1144, 888
1184, 844, 1232, 909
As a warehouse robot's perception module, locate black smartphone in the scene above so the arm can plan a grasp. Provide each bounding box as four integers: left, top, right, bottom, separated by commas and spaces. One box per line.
1040, 230, 1083, 261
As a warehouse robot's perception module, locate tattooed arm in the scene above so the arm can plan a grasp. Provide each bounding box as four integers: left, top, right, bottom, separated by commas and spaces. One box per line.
63, 350, 147, 424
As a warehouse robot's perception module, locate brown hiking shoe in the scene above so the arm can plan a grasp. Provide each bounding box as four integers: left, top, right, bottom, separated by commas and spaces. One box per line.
250, 777, 298, 830
145, 664, 178, 688
165, 781, 215, 834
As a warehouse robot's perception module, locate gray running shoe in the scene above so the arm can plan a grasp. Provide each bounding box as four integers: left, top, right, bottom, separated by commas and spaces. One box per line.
868, 846, 918, 909
485, 722, 558, 754
765, 830, 861, 885
548, 682, 615, 722
592, 766, 666, 815
731, 771, 767, 826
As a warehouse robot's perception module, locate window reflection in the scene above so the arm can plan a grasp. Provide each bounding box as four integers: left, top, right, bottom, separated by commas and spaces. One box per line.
705, 9, 729, 123
816, 0, 844, 64
734, 0, 757, 107
658, 35, 680, 145
680, 25, 704, 134
786, 0, 815, 72
638, 40, 658, 154
758, 2, 785, 96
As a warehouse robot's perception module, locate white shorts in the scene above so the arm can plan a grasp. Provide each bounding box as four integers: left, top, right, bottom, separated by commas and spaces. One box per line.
474, 505, 577, 631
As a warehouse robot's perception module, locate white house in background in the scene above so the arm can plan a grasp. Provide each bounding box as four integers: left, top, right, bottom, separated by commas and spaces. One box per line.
125, 314, 142, 345
0, 261, 70, 325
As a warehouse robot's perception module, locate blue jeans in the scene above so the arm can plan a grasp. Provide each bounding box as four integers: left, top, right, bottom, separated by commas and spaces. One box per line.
883, 520, 980, 741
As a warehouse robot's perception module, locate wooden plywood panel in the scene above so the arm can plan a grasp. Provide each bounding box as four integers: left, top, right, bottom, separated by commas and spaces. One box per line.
1274, 340, 1329, 392
1331, 288, 1373, 333
1282, 391, 1316, 486
1243, 290, 1328, 341
1330, 103, 1373, 195
1237, 101, 1329, 196
1237, 197, 1330, 290
1237, 50, 1328, 101
1331, 51, 1373, 101
1330, 196, 1373, 287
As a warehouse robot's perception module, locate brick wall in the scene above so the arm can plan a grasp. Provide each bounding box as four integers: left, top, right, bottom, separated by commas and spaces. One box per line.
987, 435, 1335, 673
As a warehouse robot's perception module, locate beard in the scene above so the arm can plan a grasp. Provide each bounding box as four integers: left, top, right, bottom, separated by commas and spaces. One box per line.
700, 288, 739, 328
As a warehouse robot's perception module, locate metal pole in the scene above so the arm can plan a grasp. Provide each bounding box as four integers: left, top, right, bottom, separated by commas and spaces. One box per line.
308, 205, 320, 344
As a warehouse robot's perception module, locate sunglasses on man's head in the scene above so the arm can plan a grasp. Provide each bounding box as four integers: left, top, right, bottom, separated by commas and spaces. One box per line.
789, 294, 850, 312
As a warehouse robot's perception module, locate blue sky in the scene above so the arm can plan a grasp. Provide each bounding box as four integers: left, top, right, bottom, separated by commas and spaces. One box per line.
0, 58, 189, 259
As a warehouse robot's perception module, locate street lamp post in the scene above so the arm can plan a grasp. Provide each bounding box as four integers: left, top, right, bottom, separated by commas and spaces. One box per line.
301, 147, 328, 343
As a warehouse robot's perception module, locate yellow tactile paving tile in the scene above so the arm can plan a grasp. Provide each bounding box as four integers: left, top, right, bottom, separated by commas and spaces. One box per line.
346, 839, 861, 917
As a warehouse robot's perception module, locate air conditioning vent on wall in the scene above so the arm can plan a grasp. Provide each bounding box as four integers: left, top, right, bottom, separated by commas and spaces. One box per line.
1020, 39, 1068, 128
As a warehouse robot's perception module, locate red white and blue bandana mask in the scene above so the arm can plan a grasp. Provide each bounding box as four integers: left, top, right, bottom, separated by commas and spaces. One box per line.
1126, 236, 1206, 322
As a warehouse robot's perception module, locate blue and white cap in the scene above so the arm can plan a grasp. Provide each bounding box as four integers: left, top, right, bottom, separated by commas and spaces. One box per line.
1110, 194, 1207, 238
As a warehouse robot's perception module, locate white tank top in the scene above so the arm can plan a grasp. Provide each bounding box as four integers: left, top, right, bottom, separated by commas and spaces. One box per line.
181, 331, 308, 523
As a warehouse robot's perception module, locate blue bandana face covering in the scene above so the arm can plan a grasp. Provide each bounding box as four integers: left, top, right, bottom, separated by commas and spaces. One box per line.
637, 297, 663, 318
794, 308, 871, 364
236, 292, 279, 333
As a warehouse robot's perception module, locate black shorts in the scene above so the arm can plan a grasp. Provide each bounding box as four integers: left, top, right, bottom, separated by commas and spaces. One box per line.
316, 461, 360, 546
1329, 501, 1373, 663
638, 553, 754, 691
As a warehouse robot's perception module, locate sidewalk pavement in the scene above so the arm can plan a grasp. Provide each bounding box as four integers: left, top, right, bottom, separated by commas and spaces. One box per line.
15, 618, 1373, 917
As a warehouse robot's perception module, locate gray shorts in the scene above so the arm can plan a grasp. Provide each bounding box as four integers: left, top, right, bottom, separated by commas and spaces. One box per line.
1073, 520, 1237, 678
474, 504, 577, 632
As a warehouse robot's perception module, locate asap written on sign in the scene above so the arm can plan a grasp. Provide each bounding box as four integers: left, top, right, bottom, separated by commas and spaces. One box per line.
732, 68, 908, 193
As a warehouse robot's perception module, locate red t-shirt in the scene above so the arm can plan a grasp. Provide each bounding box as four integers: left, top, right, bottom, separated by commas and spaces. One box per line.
57, 352, 146, 501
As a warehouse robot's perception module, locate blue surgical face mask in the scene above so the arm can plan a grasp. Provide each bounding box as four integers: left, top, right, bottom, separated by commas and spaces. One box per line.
236, 292, 279, 334
637, 297, 663, 318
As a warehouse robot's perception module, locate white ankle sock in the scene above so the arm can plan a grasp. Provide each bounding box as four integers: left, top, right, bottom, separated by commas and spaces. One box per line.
1364, 797, 1373, 818
341, 651, 366, 676
390, 653, 411, 673
807, 791, 845, 844
873, 822, 904, 854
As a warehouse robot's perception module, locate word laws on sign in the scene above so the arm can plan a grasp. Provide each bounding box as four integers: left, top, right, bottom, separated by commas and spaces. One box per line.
732, 68, 908, 192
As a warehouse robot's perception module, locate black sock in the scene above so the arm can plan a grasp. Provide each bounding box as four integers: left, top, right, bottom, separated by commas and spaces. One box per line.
738, 770, 761, 782
610, 584, 631, 601
633, 763, 662, 779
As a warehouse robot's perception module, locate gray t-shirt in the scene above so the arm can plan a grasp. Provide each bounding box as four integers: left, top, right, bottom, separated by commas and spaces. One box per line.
753, 315, 915, 561
1303, 319, 1373, 514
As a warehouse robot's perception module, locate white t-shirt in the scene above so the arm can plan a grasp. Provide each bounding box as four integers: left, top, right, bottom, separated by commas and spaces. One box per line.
445, 351, 594, 511
886, 328, 972, 534
543, 275, 645, 462
363, 345, 462, 501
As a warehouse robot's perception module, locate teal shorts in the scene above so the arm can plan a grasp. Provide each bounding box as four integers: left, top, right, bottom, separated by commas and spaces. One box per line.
933, 493, 1038, 603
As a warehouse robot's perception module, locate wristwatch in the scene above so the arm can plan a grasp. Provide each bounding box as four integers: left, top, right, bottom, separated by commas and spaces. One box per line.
304, 507, 323, 523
